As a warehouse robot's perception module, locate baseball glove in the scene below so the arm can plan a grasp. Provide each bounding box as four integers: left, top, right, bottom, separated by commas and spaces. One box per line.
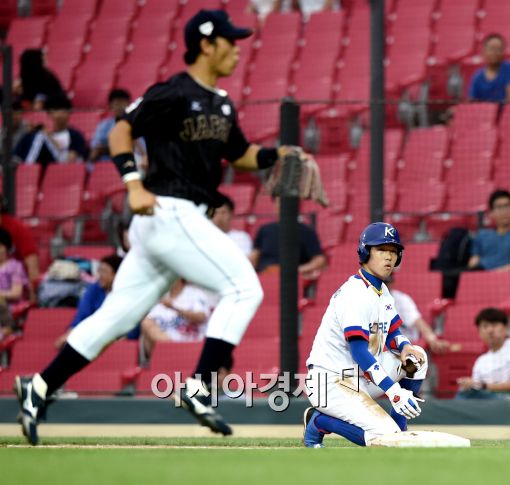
265, 148, 329, 207
401, 354, 423, 378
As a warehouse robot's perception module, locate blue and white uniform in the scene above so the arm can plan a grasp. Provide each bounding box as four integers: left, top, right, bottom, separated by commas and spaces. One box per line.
306, 268, 428, 442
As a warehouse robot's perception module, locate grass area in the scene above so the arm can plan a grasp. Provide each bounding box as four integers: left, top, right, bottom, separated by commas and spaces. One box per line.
1, 437, 509, 485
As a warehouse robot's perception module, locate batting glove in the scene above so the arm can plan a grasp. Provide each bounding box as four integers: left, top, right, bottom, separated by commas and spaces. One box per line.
386, 383, 424, 419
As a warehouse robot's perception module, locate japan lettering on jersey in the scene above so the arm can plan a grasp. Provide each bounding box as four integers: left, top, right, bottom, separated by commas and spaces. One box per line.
306, 273, 402, 375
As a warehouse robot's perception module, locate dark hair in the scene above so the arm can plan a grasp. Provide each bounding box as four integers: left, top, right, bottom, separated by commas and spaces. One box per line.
20, 49, 44, 76
221, 194, 235, 212
475, 307, 508, 327
488, 189, 510, 210
100, 254, 123, 273
483, 33, 507, 47
108, 88, 131, 104
45, 93, 72, 111
0, 227, 13, 251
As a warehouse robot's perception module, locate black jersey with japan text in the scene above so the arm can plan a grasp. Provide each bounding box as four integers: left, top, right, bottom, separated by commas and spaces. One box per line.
125, 72, 250, 207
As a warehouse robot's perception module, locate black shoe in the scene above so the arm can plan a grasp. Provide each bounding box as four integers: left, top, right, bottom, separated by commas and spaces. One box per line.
175, 377, 233, 436
14, 375, 46, 446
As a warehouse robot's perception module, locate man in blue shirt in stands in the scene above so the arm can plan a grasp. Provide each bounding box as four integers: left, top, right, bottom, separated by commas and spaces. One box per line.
469, 34, 510, 103
468, 189, 510, 271
54, 254, 134, 348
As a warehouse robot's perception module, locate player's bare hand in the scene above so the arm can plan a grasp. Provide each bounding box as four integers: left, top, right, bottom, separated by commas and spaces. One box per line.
127, 184, 159, 216
400, 344, 425, 365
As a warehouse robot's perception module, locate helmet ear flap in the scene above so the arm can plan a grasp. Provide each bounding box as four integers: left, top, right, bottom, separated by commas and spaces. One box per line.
357, 244, 370, 264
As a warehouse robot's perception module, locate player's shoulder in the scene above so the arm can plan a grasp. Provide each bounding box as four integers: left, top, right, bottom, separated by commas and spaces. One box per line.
332, 274, 368, 300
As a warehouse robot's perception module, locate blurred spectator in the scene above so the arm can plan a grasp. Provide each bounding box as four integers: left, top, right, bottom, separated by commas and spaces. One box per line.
249, 219, 327, 279
13, 94, 88, 166
0, 101, 30, 156
140, 278, 214, 358
386, 274, 450, 354
467, 189, 510, 271
297, 0, 340, 19
0, 201, 40, 301
90, 89, 131, 161
456, 307, 510, 399
0, 227, 29, 305
211, 195, 252, 256
15, 49, 65, 110
249, 0, 306, 17
468, 33, 510, 103
54, 254, 124, 349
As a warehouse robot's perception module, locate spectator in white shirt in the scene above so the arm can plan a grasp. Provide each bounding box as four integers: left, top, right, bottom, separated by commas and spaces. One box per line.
386, 275, 450, 354
212, 195, 253, 256
456, 307, 510, 399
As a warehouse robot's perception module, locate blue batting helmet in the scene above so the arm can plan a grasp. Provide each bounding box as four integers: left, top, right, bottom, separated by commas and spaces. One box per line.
357, 222, 404, 267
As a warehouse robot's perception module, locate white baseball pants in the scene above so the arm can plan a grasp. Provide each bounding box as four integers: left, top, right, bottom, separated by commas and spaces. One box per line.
305, 348, 428, 441
68, 196, 263, 360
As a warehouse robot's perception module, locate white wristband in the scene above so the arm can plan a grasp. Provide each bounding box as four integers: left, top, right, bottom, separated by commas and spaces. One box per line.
122, 172, 141, 183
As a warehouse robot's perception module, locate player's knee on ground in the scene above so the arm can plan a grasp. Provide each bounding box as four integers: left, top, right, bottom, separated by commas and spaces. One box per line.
364, 416, 401, 444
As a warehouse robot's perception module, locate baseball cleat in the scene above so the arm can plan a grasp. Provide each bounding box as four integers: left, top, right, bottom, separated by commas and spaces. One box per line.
303, 407, 325, 448
175, 377, 233, 436
14, 374, 47, 446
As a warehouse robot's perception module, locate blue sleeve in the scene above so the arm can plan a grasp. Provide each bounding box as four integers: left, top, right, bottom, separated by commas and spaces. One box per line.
69, 284, 102, 328
348, 339, 378, 371
468, 70, 482, 100
385, 327, 411, 352
470, 232, 482, 256
349, 339, 395, 392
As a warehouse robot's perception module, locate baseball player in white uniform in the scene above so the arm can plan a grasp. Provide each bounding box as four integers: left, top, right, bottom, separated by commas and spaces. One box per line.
303, 222, 428, 447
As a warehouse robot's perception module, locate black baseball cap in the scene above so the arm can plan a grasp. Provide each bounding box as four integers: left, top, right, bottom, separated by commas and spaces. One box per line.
184, 9, 253, 64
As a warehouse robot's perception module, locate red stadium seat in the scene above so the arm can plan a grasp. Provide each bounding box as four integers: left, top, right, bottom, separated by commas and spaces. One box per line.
397, 126, 449, 183
291, 11, 345, 109
97, 0, 138, 20
430, 0, 478, 65
45, 16, 91, 90
233, 337, 280, 386
245, 12, 300, 101
477, 0, 510, 45
28, 164, 86, 243
22, 308, 76, 341
455, 272, 510, 306
450, 103, 498, 136
15, 164, 41, 219
36, 164, 86, 220
59, 0, 98, 18
72, 62, 116, 108
316, 212, 345, 249
445, 128, 497, 185
385, 0, 434, 94
116, 59, 161, 99
31, 0, 57, 16
445, 180, 494, 213
238, 103, 279, 144
66, 340, 139, 393
63, 245, 116, 261
136, 341, 204, 392
69, 110, 104, 146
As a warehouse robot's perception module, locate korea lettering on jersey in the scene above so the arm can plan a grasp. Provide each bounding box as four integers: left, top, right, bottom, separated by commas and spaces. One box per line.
306, 273, 403, 377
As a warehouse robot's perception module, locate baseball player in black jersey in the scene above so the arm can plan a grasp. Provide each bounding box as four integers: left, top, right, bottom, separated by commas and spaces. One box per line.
14, 9, 299, 444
